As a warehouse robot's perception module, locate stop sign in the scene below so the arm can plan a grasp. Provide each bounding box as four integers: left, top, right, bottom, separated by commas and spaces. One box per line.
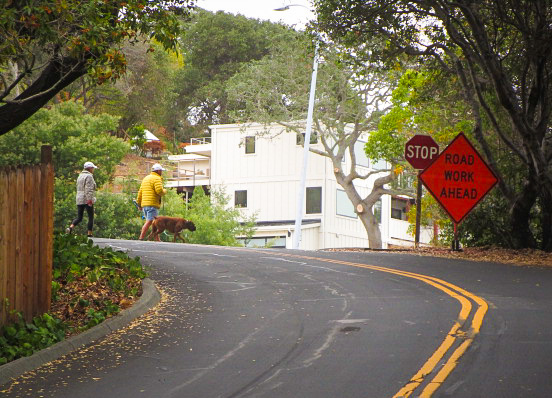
405, 135, 440, 169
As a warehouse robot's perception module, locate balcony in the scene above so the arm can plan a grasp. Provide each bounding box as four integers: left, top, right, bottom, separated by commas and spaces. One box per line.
185, 137, 212, 157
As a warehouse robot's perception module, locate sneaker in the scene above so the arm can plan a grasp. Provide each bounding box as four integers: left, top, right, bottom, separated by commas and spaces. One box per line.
66, 227, 72, 234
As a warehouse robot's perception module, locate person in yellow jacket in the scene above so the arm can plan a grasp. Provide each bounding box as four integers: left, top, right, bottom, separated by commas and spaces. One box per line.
136, 163, 167, 240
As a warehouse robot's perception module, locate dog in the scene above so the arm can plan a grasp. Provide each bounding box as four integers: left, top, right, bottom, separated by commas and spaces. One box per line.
147, 216, 196, 243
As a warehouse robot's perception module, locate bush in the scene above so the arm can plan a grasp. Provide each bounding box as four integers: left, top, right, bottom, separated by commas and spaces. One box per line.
53, 234, 147, 292
158, 186, 257, 246
55, 181, 144, 239
0, 234, 147, 365
0, 312, 66, 365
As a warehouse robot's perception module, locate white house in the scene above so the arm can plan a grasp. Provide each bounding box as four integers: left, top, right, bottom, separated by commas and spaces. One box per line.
167, 123, 433, 250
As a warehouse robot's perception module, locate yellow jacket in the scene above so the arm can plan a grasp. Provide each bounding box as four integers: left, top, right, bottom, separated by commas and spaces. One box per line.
136, 172, 167, 208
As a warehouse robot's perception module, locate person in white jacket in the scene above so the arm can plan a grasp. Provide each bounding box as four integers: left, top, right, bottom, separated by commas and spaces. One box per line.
66, 161, 98, 237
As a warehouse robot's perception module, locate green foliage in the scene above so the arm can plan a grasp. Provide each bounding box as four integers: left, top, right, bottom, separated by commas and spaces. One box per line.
0, 313, 66, 365
0, 101, 140, 236
53, 234, 146, 293
370, 69, 472, 164
157, 187, 256, 246
0, 101, 129, 186
92, 192, 144, 239
0, 234, 147, 365
1, 0, 194, 135
315, 0, 552, 251
128, 124, 148, 156
175, 10, 298, 134
83, 301, 120, 329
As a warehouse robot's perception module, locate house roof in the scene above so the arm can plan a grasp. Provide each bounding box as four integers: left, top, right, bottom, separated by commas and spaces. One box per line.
144, 130, 159, 141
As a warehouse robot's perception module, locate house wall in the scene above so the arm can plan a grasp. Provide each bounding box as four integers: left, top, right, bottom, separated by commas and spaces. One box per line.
208, 123, 427, 250
211, 124, 329, 222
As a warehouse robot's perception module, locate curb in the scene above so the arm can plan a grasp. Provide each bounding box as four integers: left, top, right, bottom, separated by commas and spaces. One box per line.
0, 278, 160, 387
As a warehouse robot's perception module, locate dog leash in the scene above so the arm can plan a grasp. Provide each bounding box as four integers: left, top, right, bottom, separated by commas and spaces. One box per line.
132, 199, 146, 220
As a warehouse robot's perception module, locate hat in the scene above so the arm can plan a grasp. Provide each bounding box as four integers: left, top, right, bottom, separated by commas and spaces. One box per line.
151, 163, 166, 171
84, 161, 98, 169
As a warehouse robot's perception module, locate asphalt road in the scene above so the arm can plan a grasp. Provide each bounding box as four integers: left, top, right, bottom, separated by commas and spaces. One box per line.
2, 239, 552, 398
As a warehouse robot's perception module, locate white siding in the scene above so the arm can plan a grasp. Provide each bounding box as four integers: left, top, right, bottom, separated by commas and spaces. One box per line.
205, 123, 429, 250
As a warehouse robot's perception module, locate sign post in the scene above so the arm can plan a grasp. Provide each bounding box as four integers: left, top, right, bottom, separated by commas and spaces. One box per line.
419, 133, 498, 251
404, 135, 440, 247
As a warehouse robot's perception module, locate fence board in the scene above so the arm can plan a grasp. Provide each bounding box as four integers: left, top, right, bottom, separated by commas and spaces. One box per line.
23, 166, 33, 320
0, 145, 54, 326
7, 168, 17, 322
15, 168, 24, 319
32, 167, 41, 316
39, 147, 54, 315
0, 169, 7, 325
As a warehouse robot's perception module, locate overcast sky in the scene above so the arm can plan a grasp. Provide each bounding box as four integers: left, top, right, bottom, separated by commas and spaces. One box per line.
194, 0, 315, 28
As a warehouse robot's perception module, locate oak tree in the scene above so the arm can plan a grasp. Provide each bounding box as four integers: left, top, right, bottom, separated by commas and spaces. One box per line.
0, 0, 194, 135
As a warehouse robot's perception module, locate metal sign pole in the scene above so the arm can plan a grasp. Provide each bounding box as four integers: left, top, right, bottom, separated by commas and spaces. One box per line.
453, 222, 460, 251
415, 171, 422, 248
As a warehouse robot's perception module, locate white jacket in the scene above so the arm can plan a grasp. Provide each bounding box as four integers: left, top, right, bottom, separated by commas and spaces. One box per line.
75, 170, 97, 205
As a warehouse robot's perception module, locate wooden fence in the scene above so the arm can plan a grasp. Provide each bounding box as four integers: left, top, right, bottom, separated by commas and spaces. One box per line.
0, 145, 54, 326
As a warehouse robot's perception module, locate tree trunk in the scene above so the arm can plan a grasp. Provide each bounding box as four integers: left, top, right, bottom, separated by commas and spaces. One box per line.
358, 210, 382, 249
539, 186, 552, 252
510, 178, 538, 249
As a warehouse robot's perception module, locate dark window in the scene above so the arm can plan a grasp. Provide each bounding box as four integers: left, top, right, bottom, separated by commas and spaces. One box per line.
373, 199, 382, 224
391, 198, 409, 221
245, 136, 255, 154
235, 190, 247, 208
306, 187, 322, 214
296, 131, 318, 145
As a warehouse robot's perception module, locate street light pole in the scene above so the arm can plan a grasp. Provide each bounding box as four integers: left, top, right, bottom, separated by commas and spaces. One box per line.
275, 4, 318, 250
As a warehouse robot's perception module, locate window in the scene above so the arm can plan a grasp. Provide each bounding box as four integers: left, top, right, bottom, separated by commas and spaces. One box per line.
296, 131, 318, 145
371, 158, 387, 170
245, 136, 255, 154
391, 197, 409, 221
336, 189, 357, 218
373, 199, 382, 224
354, 141, 370, 167
239, 236, 286, 248
392, 173, 415, 190
306, 186, 322, 214
235, 190, 247, 208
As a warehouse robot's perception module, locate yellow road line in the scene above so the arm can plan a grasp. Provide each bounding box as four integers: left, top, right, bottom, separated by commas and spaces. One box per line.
241, 250, 488, 397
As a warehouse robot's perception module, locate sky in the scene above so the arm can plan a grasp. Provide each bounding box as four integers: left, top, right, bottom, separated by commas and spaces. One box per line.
194, 0, 315, 28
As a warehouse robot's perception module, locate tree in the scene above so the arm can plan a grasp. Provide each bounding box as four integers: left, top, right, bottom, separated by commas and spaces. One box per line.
376, 68, 533, 248
173, 9, 300, 138
0, 101, 130, 234
0, 0, 193, 135
0, 101, 128, 184
227, 36, 410, 248
314, 0, 552, 250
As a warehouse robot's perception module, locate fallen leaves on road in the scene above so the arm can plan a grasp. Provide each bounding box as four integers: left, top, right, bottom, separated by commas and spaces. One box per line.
328, 246, 552, 267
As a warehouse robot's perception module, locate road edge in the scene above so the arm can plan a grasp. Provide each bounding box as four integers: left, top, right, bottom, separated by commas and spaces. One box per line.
0, 278, 161, 387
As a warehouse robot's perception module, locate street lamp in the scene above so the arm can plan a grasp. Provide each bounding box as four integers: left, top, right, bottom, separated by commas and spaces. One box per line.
275, 4, 319, 250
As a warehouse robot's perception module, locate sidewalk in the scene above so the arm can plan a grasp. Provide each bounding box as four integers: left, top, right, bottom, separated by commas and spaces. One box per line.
0, 278, 160, 386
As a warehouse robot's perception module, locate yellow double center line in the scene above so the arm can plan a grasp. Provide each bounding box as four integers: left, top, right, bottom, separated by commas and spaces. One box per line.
249, 250, 488, 397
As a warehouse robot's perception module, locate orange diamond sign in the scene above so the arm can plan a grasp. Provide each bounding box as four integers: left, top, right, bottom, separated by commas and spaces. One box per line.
419, 133, 498, 224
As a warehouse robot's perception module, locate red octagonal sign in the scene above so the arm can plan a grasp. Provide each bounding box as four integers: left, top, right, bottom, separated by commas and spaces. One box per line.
419, 133, 498, 224
405, 135, 440, 169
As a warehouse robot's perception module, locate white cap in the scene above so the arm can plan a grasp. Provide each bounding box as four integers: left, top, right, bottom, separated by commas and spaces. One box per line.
151, 163, 166, 171
84, 161, 98, 169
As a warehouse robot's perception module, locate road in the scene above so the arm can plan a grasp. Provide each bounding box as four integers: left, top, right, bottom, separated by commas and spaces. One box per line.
2, 239, 552, 397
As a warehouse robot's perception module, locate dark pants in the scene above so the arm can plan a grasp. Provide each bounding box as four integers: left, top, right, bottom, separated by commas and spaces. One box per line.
72, 204, 94, 231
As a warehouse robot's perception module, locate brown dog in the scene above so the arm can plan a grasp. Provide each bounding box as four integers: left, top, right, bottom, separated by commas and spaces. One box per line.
147, 216, 196, 242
